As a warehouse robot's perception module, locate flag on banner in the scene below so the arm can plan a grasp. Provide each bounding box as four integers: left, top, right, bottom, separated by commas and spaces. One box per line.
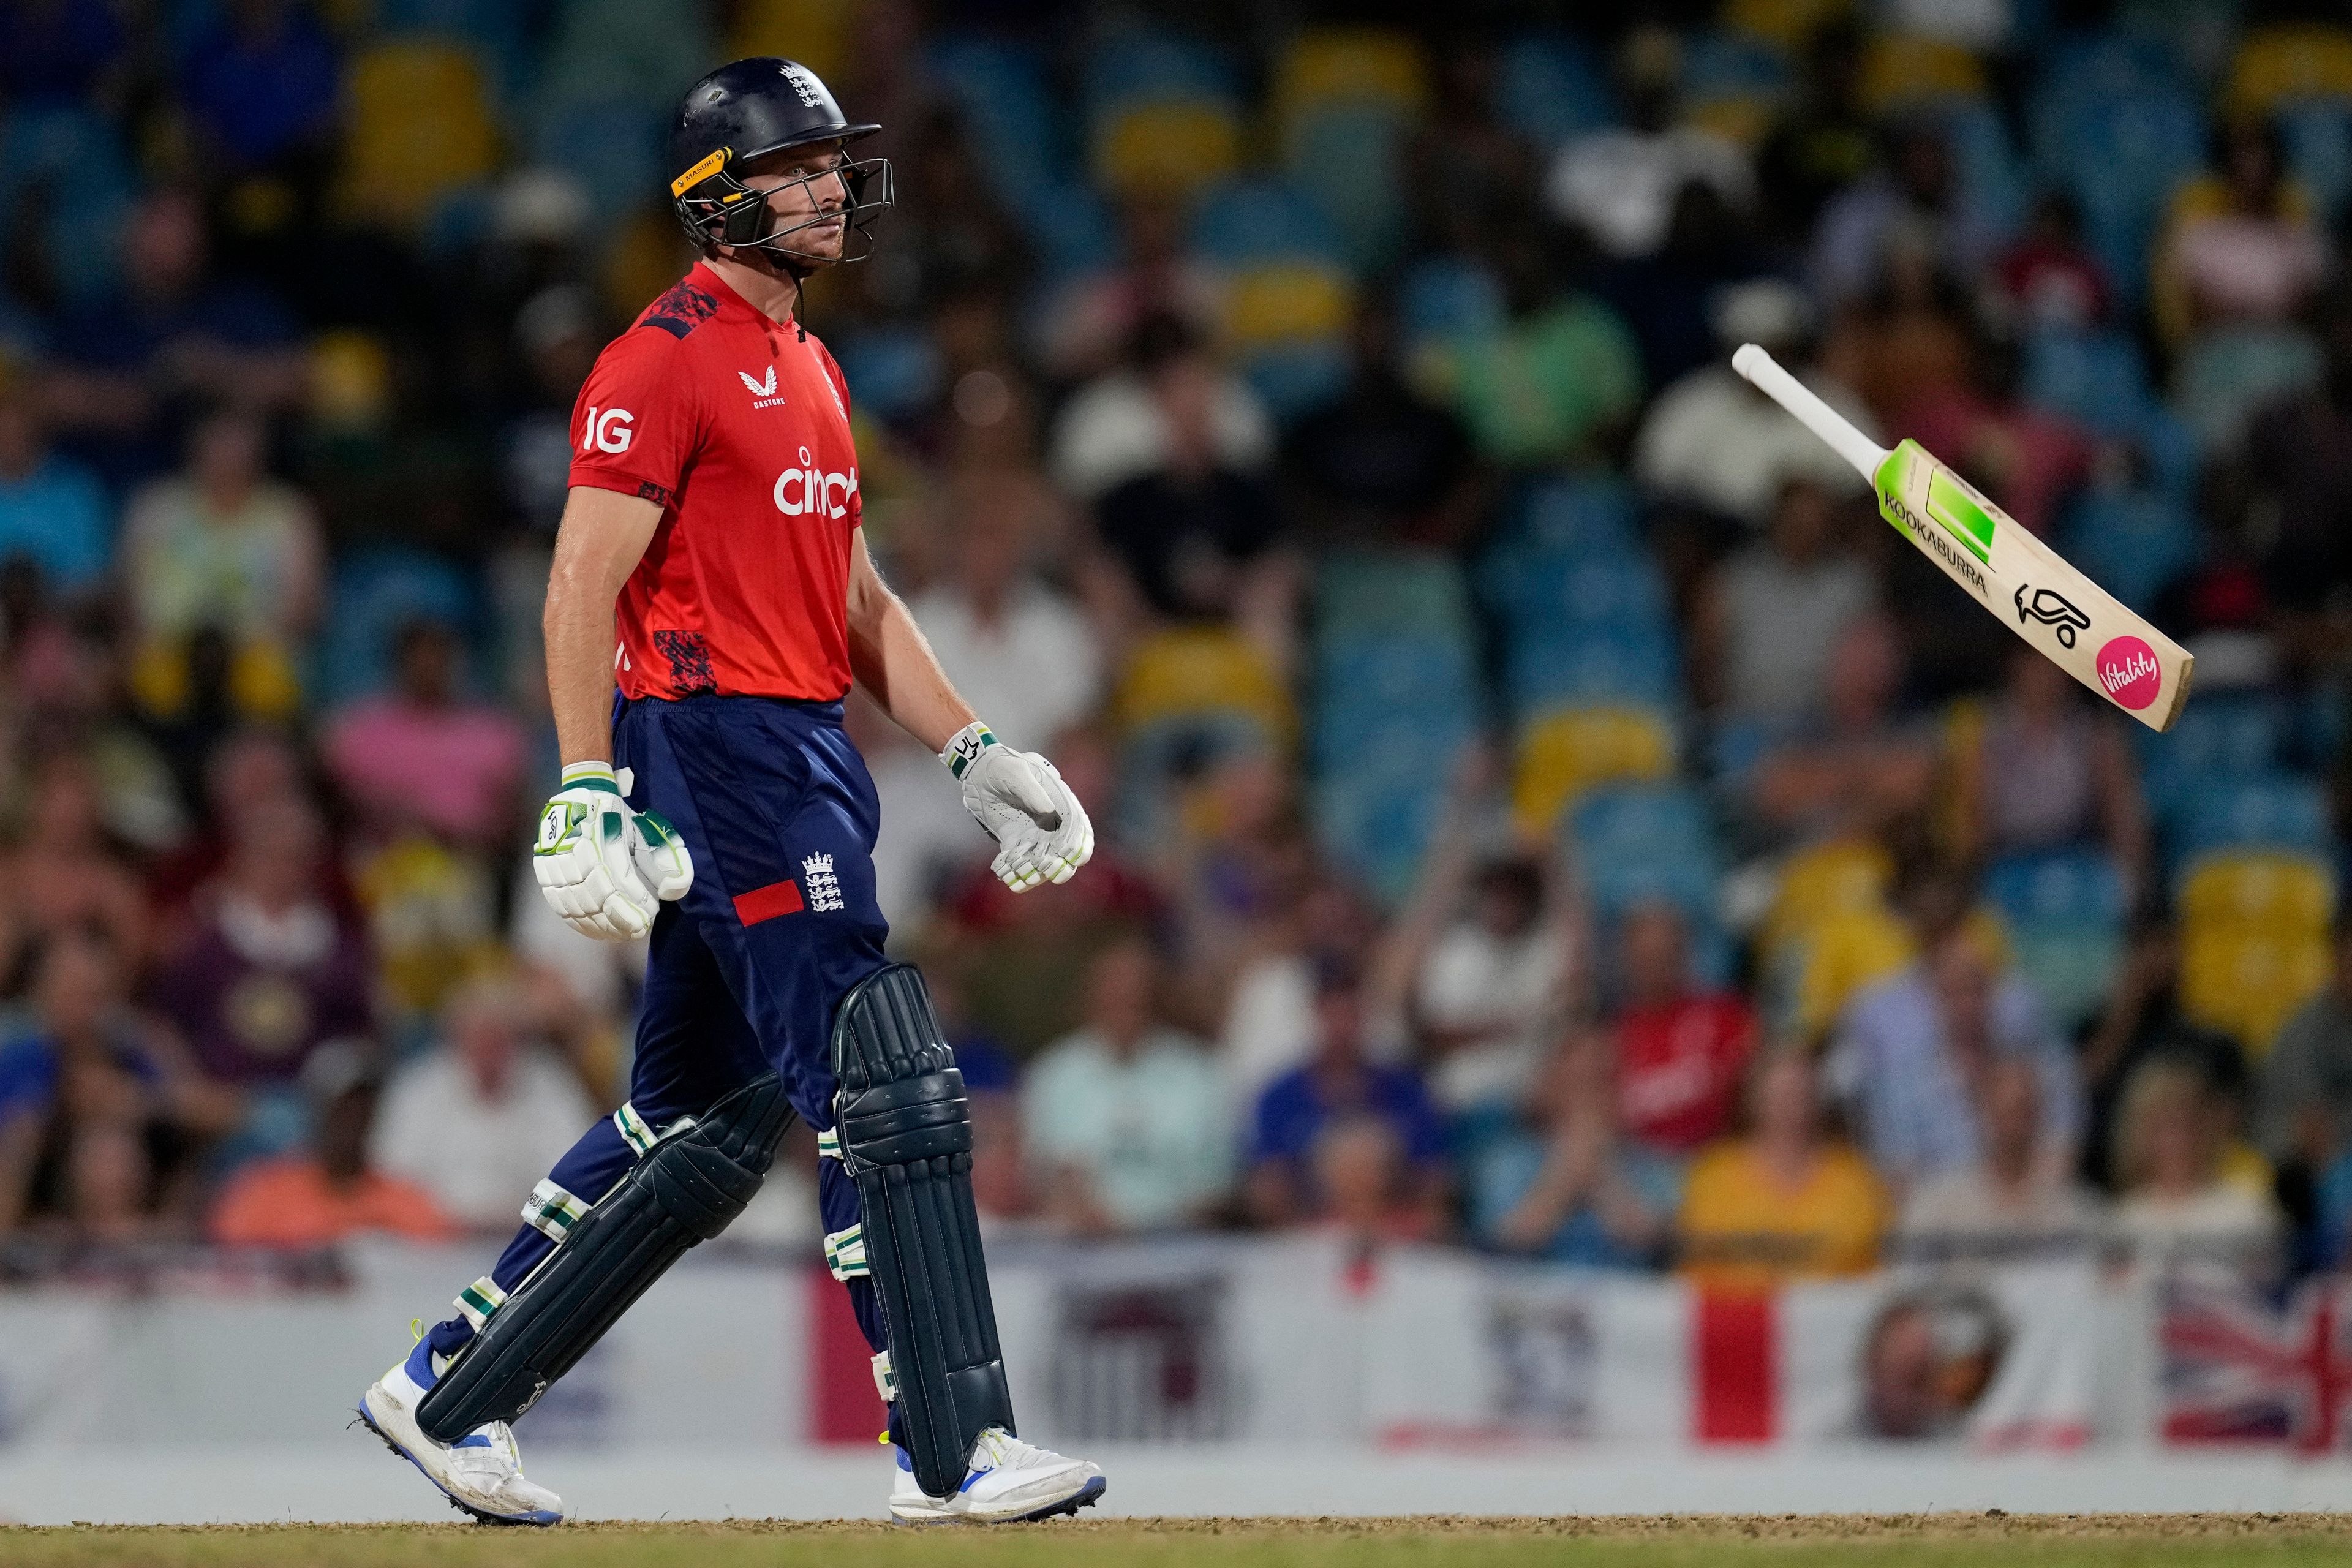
2160, 1269, 2352, 1450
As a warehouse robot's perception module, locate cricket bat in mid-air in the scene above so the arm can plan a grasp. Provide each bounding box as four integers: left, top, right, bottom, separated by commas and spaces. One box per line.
1732, 344, 2193, 733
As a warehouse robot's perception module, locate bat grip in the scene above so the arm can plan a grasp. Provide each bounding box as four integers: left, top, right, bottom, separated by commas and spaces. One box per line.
1731, 344, 1891, 482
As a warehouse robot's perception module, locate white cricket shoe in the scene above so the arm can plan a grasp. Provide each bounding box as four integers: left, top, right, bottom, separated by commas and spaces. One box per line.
887, 1426, 1106, 1523
358, 1337, 565, 1526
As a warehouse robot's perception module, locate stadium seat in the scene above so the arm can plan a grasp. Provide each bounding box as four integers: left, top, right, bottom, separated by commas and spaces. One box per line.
1721, 0, 1856, 52
1114, 625, 1295, 742
2181, 927, 2331, 1057
2225, 25, 2352, 112
533, 0, 714, 118
1858, 34, 1988, 112
728, 0, 860, 83
375, 0, 532, 89
2178, 851, 2337, 935
2030, 58, 2206, 306
928, 36, 1065, 213
2022, 328, 2158, 441
1681, 29, 1790, 147
531, 101, 664, 224
830, 327, 944, 425
1503, 624, 1681, 714
317, 549, 481, 707
1220, 260, 1356, 350
2279, 103, 2352, 223
1082, 26, 1239, 121
1397, 257, 1507, 350
1493, 33, 1614, 148
1985, 850, 2128, 1028
1284, 101, 1413, 271
338, 42, 501, 228
1570, 783, 1724, 922
1093, 100, 1242, 200
2174, 774, 2334, 865
1315, 552, 1474, 644
1758, 837, 1893, 962
2057, 486, 2200, 616
1192, 179, 1348, 268
1272, 28, 1429, 126
2135, 692, 2287, 829
1512, 706, 1676, 832
2171, 325, 2325, 454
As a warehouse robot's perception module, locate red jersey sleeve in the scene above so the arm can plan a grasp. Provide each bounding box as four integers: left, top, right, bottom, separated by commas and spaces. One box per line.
568, 328, 704, 508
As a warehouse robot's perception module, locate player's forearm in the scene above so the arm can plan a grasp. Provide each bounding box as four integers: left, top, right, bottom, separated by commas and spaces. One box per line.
544, 488, 664, 766
850, 592, 977, 752
846, 540, 975, 752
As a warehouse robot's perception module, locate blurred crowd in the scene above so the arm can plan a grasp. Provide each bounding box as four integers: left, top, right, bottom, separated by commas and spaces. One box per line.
4, 0, 2352, 1295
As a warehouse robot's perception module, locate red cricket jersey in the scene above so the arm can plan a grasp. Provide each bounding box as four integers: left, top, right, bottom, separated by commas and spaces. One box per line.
1614, 992, 1758, 1155
568, 262, 862, 702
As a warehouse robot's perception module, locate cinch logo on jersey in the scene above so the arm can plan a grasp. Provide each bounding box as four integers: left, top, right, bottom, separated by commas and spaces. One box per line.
775, 444, 858, 518
581, 407, 634, 454
737, 368, 787, 409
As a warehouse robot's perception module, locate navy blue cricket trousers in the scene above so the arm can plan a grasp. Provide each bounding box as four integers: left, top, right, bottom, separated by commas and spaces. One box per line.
428, 695, 893, 1365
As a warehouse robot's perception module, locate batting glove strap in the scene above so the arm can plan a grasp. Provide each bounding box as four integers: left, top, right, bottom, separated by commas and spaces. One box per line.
940, 720, 998, 780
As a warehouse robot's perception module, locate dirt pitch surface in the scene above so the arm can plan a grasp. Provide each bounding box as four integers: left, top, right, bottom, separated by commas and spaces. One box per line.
6, 1515, 2352, 1567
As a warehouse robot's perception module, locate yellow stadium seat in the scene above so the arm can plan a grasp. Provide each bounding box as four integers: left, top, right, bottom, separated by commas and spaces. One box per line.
1220, 262, 1355, 349
353, 836, 501, 1018
1512, 706, 1676, 832
1723, 0, 1855, 52
337, 42, 500, 227
1758, 837, 1894, 962
1858, 34, 1985, 112
2181, 929, 2331, 1057
1093, 101, 1242, 200
1113, 626, 1295, 742
2179, 851, 2337, 935
1687, 94, 1778, 149
728, 0, 861, 82
1789, 902, 1915, 1039
2227, 24, 2352, 110
1272, 28, 1428, 129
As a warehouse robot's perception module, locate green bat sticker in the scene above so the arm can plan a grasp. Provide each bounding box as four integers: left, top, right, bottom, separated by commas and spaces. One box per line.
1875, 440, 1996, 595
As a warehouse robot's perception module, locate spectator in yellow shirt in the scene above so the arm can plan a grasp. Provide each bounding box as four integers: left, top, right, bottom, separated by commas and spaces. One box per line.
1678, 1046, 1889, 1292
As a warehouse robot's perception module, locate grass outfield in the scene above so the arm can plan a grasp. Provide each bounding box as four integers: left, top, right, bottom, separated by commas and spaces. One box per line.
6, 1517, 2352, 1567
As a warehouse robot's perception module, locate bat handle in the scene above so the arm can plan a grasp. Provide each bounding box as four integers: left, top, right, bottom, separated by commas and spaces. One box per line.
1731, 344, 1891, 483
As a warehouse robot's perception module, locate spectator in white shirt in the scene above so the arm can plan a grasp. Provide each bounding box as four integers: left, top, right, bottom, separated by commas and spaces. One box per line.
907, 467, 1102, 751
1896, 1055, 2103, 1265
370, 973, 599, 1230
1633, 280, 1874, 529
1024, 940, 1233, 1234
1544, 28, 1752, 262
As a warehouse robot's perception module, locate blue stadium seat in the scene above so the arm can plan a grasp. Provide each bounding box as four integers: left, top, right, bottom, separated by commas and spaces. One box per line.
2175, 774, 2334, 864
2029, 51, 2206, 304
1284, 100, 1411, 273
830, 327, 944, 424
1494, 32, 1614, 147
318, 549, 481, 706
531, 101, 663, 223
1397, 257, 1506, 347
1937, 99, 2026, 238
1017, 177, 1117, 281
2139, 693, 2290, 826
0, 104, 135, 307
1240, 340, 1353, 423
1504, 625, 1683, 713
1316, 551, 1475, 643
1311, 624, 1479, 899
1191, 178, 1348, 267
929, 35, 1066, 211
1082, 26, 1238, 121
1986, 848, 2129, 1027
2022, 328, 2157, 440
1570, 783, 1732, 982
2280, 102, 2352, 222
2057, 486, 2200, 614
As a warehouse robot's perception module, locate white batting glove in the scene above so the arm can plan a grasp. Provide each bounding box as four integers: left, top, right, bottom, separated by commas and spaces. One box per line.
533, 762, 693, 941
943, 722, 1095, 892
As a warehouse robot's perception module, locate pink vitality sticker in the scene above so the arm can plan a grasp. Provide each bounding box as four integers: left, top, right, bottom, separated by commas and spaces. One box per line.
2095, 635, 2163, 710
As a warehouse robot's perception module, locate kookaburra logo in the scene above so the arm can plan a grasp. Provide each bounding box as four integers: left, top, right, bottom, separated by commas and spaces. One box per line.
2014, 584, 2092, 648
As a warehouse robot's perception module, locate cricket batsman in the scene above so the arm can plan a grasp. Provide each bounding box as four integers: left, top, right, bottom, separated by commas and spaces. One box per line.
358, 58, 1105, 1525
